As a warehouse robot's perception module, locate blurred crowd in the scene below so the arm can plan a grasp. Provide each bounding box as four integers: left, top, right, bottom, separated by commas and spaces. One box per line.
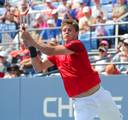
0, 0, 128, 78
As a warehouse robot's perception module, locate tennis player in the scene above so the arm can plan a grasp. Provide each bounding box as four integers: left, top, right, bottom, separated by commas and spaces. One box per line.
21, 19, 123, 120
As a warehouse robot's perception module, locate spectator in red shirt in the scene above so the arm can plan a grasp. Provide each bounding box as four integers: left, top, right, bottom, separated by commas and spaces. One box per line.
21, 19, 123, 120
0, 51, 11, 78
33, 13, 48, 29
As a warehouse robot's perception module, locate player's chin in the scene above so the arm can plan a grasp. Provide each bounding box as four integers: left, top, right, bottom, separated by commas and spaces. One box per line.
63, 35, 71, 40
63, 38, 71, 42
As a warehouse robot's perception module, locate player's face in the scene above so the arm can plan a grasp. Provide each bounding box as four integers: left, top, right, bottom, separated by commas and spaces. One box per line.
62, 24, 78, 42
124, 42, 128, 52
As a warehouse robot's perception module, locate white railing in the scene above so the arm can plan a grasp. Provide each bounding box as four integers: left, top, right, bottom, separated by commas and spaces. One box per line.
90, 21, 128, 49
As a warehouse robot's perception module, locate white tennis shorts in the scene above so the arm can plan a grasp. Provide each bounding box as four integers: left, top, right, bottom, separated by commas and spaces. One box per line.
72, 87, 123, 120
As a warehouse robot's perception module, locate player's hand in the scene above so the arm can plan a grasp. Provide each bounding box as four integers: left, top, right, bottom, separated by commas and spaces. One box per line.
20, 24, 45, 50
20, 24, 33, 48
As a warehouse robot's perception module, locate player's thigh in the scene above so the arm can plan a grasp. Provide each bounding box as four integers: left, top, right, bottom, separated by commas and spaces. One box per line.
98, 90, 123, 120
73, 98, 98, 120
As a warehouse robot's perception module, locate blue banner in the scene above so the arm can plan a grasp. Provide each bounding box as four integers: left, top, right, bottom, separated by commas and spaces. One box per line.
0, 75, 128, 120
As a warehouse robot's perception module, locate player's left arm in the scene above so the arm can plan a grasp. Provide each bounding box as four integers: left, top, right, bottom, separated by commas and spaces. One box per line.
21, 31, 74, 56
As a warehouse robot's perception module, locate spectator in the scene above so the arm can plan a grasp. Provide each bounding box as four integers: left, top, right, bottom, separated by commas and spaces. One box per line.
91, 0, 107, 20
95, 26, 108, 48
92, 46, 112, 73
75, 0, 86, 21
0, 51, 11, 78
94, 10, 106, 24
105, 64, 121, 75
0, 3, 19, 40
0, 2, 11, 21
92, 10, 113, 48
45, 0, 56, 10
16, 0, 30, 24
4, 64, 23, 78
112, 38, 128, 74
56, 0, 69, 18
112, 0, 127, 21
112, 0, 128, 35
67, 2, 78, 21
33, 13, 48, 29
0, 1, 29, 29
40, 18, 61, 42
43, 0, 56, 19
117, 33, 128, 52
112, 0, 128, 6
10, 37, 35, 75
51, 9, 62, 27
79, 6, 95, 34
99, 40, 109, 49
94, 10, 114, 48
0, 2, 19, 30
62, 10, 73, 20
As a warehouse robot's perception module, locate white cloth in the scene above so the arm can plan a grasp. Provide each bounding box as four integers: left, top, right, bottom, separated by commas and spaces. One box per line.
72, 87, 123, 120
91, 6, 107, 20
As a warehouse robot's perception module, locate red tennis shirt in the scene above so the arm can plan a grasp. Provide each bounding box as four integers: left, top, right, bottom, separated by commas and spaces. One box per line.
48, 40, 101, 97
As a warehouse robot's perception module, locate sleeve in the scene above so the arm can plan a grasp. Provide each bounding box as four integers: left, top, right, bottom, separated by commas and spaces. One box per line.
40, 30, 48, 40
112, 53, 120, 62
112, 53, 121, 71
47, 56, 56, 65
64, 40, 85, 53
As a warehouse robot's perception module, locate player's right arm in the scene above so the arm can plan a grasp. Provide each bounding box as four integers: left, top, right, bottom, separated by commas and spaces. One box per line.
31, 55, 54, 73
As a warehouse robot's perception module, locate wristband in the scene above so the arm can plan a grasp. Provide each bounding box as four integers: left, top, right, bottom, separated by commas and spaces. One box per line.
28, 46, 38, 58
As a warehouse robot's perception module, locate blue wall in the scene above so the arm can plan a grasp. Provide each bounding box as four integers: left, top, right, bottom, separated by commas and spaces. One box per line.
0, 75, 128, 120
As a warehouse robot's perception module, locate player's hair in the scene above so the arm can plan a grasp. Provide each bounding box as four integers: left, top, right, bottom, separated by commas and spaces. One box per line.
61, 19, 79, 32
